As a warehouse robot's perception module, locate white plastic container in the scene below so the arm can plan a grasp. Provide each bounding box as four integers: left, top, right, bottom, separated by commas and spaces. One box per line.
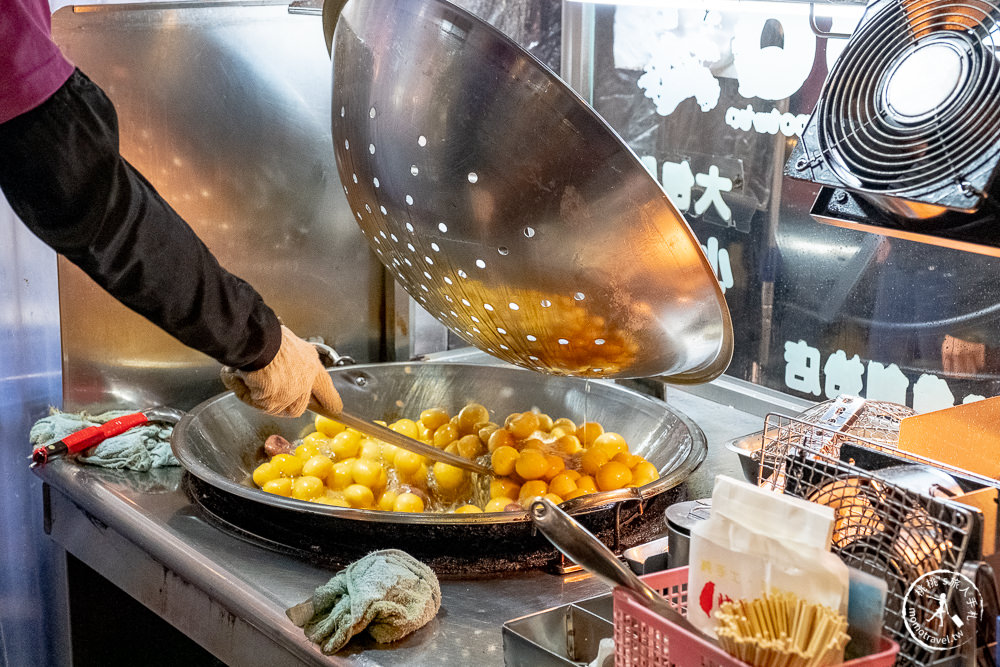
686, 475, 850, 637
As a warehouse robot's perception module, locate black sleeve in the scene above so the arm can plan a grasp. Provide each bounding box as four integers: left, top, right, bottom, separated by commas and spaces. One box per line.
0, 69, 280, 370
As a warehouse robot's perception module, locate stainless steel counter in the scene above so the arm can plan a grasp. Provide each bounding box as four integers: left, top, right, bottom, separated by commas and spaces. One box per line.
33, 385, 766, 666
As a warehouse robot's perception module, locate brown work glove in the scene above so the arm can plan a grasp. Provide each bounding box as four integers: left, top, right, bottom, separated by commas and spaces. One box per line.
221, 326, 343, 418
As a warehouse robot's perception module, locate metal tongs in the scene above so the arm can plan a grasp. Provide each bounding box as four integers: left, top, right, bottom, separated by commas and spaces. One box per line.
529, 497, 712, 642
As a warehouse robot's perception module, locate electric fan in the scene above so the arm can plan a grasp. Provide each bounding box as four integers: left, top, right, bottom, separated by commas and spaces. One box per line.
786, 0, 1000, 256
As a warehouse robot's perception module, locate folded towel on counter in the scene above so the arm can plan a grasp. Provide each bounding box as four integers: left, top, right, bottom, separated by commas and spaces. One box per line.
286, 549, 441, 654
29, 408, 178, 471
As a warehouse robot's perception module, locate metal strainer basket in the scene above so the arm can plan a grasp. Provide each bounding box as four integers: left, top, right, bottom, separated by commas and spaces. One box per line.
323, 0, 732, 382
726, 397, 917, 483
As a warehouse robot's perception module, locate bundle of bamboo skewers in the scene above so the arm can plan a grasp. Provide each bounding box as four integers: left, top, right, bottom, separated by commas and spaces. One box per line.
714, 592, 850, 667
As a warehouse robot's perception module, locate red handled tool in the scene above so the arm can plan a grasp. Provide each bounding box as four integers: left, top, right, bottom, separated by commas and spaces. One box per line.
30, 406, 183, 466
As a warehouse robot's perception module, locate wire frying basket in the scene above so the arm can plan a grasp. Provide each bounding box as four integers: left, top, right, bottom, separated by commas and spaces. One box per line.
788, 397, 916, 449
757, 413, 980, 667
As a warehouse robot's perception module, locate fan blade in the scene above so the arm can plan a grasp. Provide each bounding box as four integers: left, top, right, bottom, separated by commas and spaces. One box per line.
900, 0, 998, 38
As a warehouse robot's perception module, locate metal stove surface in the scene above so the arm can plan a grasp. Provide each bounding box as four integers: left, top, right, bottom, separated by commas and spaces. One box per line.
36, 460, 609, 665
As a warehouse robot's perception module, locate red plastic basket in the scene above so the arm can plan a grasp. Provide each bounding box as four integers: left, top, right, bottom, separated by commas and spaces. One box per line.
613, 566, 899, 667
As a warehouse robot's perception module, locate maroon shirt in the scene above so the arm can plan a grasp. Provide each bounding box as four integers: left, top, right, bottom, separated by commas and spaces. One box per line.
0, 0, 75, 123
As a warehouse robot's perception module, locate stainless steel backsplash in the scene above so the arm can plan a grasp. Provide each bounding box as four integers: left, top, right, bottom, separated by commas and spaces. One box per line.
53, 1, 387, 412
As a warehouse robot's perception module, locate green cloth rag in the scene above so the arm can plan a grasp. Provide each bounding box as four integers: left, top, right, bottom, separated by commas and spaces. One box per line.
29, 408, 178, 471
286, 549, 441, 654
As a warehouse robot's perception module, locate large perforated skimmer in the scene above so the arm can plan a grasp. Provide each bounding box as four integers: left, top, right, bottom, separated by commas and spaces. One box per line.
323, 0, 733, 382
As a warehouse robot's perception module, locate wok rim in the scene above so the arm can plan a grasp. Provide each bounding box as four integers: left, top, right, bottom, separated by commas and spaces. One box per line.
171, 361, 707, 526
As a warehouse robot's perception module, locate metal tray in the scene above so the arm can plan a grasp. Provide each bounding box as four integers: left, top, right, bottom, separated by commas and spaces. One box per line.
502, 593, 613, 667
622, 535, 670, 575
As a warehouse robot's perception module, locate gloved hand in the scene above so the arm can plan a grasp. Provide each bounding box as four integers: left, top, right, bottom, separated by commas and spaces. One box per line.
221, 326, 343, 418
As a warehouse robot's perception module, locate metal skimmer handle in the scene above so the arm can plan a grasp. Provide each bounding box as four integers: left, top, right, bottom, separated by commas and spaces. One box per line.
308, 401, 494, 476
529, 497, 709, 639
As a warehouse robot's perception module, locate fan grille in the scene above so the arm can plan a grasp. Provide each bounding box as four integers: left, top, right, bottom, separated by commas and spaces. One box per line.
816, 0, 1000, 198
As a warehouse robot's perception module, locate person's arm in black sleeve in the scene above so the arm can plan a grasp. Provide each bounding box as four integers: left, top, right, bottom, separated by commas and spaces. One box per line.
0, 69, 278, 370
0, 69, 342, 417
